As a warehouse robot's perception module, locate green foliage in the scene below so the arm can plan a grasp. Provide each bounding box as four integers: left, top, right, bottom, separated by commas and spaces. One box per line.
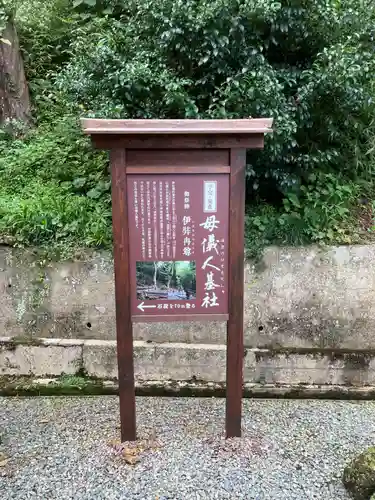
0, 116, 108, 194
246, 173, 361, 259
0, 117, 111, 254
1, 0, 374, 255
56, 0, 375, 189
0, 0, 13, 44
15, 0, 72, 78
72, 0, 124, 15
12, 0, 77, 121
0, 183, 109, 246
245, 204, 306, 261
282, 173, 360, 243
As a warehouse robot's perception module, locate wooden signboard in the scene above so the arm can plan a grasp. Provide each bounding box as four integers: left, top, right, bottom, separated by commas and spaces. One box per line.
128, 173, 229, 321
81, 119, 273, 441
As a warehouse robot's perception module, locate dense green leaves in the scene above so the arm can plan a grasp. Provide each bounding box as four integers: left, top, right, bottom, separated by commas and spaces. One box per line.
0, 0, 12, 43
0, 0, 374, 255
55, 0, 375, 194
0, 117, 112, 252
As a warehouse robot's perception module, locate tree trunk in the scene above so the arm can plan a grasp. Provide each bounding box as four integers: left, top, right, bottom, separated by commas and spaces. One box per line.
171, 261, 177, 288
0, 19, 31, 125
153, 262, 157, 288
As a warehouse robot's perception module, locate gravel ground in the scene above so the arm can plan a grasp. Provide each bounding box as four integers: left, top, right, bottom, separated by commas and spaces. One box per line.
1, 397, 375, 499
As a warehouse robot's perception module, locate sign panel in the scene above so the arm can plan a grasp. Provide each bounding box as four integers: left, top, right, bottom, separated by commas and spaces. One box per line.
128, 174, 229, 319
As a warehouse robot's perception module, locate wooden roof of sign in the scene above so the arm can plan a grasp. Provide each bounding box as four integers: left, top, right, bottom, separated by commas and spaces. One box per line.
81, 118, 273, 135
81, 118, 273, 150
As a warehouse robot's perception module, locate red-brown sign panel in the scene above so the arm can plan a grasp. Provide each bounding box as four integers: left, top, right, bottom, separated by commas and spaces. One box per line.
127, 174, 229, 320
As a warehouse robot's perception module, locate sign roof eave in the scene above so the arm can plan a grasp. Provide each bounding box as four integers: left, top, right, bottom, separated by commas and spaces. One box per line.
81, 118, 273, 135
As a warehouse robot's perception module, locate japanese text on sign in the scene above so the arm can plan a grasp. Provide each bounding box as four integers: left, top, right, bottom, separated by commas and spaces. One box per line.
128, 174, 229, 318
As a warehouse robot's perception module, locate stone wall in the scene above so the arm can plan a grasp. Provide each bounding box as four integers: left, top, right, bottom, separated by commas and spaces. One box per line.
2, 244, 375, 389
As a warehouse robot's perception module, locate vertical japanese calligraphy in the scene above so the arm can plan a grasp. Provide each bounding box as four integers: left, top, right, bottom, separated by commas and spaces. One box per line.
200, 215, 221, 309
128, 174, 229, 318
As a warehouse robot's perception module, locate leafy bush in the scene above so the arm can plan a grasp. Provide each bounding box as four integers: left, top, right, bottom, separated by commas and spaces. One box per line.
1, 0, 374, 254
0, 183, 111, 247
281, 173, 360, 243
15, 0, 72, 79
57, 0, 375, 192
246, 173, 362, 259
11, 0, 79, 121
1, 116, 107, 192
0, 117, 111, 253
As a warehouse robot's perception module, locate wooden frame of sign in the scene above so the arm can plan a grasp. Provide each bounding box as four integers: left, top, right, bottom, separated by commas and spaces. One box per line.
81, 118, 273, 441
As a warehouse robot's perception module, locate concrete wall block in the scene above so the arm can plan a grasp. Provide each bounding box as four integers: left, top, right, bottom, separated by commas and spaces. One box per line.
82, 341, 231, 382
0, 342, 82, 377
3, 244, 375, 351
1, 338, 375, 388
3, 242, 375, 388
133, 321, 226, 345
245, 245, 375, 350
82, 341, 256, 382
143, 343, 227, 381
82, 339, 118, 379
249, 352, 375, 387
48, 255, 116, 340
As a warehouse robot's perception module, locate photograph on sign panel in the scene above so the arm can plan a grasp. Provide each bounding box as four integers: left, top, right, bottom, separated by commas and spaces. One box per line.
136, 261, 196, 300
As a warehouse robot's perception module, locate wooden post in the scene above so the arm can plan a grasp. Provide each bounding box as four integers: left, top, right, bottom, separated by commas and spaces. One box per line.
226, 149, 246, 438
110, 148, 136, 442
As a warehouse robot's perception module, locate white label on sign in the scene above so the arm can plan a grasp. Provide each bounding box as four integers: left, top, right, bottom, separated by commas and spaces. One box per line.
203, 181, 217, 213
